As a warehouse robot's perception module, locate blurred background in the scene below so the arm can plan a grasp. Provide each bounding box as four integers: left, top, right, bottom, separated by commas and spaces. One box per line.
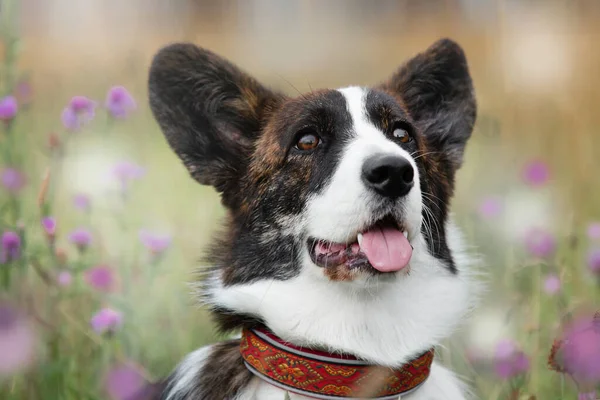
1, 0, 600, 399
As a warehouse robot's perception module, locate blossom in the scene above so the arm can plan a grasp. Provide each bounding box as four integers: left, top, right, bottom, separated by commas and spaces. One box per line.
14, 80, 33, 106
68, 228, 92, 251
587, 249, 600, 274
56, 270, 72, 287
90, 308, 122, 335
588, 222, 600, 240
104, 363, 147, 400
562, 316, 600, 384
0, 303, 36, 377
61, 96, 96, 131
41, 216, 56, 237
578, 392, 596, 400
1, 231, 21, 264
84, 265, 115, 292
522, 160, 550, 186
1, 168, 25, 193
524, 227, 556, 258
493, 339, 530, 379
105, 86, 136, 119
0, 96, 18, 121
543, 273, 561, 294
139, 230, 172, 255
478, 196, 502, 219
73, 193, 91, 212
112, 161, 145, 184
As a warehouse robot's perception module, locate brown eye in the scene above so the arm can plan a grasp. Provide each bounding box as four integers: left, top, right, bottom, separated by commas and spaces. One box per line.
392, 124, 412, 143
295, 133, 320, 151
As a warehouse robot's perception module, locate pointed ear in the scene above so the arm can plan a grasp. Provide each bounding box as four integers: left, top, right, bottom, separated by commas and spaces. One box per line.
382, 39, 476, 168
148, 43, 284, 203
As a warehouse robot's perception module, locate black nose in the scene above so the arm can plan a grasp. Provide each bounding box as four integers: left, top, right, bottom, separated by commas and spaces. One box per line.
361, 154, 414, 198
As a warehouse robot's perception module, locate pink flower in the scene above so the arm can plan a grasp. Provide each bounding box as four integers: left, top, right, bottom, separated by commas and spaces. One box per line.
493, 339, 530, 379
522, 160, 550, 186
543, 274, 561, 294
0, 96, 18, 121
14, 79, 33, 106
1, 168, 26, 193
524, 227, 556, 259
588, 222, 600, 240
105, 86, 136, 119
84, 265, 115, 292
1, 231, 21, 264
578, 392, 596, 400
563, 315, 600, 385
139, 230, 172, 255
56, 270, 73, 287
68, 228, 92, 251
41, 216, 56, 237
478, 196, 502, 219
104, 363, 147, 400
61, 96, 96, 131
73, 193, 91, 212
0, 303, 36, 377
90, 308, 122, 335
112, 161, 145, 184
587, 249, 600, 275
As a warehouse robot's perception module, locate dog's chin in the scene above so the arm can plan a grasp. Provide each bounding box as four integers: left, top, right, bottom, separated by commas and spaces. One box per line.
306, 214, 416, 283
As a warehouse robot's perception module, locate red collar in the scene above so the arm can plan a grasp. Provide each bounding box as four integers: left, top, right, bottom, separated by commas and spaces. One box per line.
240, 327, 434, 399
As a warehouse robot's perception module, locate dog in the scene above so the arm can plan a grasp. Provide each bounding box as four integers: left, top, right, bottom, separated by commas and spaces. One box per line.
147, 38, 479, 400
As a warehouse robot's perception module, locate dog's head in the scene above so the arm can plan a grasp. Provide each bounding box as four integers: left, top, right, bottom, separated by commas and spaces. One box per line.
149, 39, 477, 363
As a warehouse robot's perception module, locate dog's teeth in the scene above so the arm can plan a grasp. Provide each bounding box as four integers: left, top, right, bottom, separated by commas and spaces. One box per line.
402, 231, 408, 239
357, 233, 363, 247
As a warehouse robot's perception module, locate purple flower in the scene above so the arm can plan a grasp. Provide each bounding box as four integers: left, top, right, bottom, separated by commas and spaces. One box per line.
73, 193, 91, 212
493, 339, 530, 379
563, 316, 600, 384
1, 231, 21, 264
61, 96, 96, 131
1, 168, 25, 193
41, 216, 56, 237
68, 228, 92, 251
139, 230, 172, 255
0, 303, 36, 377
0, 96, 18, 121
543, 273, 561, 294
84, 265, 115, 292
105, 86, 136, 119
522, 160, 550, 186
578, 392, 596, 400
90, 308, 123, 335
56, 270, 72, 287
14, 80, 33, 106
524, 227, 556, 259
587, 249, 600, 274
113, 161, 145, 183
104, 363, 147, 400
478, 196, 502, 219
588, 222, 600, 240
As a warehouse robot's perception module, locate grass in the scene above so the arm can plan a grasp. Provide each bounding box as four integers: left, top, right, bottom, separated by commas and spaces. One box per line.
2, 1, 600, 399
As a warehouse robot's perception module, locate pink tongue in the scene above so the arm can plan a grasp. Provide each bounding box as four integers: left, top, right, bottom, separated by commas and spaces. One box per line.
360, 226, 412, 272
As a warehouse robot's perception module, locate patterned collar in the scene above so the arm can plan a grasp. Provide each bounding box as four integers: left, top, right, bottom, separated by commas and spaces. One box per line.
240, 327, 434, 399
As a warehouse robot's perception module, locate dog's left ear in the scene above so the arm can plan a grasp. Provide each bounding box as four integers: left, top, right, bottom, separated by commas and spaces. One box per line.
382, 38, 476, 168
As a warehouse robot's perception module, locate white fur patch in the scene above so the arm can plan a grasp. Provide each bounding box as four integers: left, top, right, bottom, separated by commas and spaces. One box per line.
304, 86, 422, 245
164, 345, 212, 400
204, 220, 478, 367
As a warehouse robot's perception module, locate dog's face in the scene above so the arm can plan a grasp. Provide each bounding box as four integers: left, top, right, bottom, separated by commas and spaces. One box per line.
149, 39, 475, 288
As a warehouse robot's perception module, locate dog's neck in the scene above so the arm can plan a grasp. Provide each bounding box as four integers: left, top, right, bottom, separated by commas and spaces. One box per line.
203, 222, 478, 367
239, 326, 435, 399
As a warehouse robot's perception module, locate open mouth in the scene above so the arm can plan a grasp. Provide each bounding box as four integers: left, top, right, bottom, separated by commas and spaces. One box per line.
308, 215, 413, 273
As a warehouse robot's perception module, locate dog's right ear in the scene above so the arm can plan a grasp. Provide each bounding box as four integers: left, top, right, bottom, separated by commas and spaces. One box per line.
148, 43, 284, 204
